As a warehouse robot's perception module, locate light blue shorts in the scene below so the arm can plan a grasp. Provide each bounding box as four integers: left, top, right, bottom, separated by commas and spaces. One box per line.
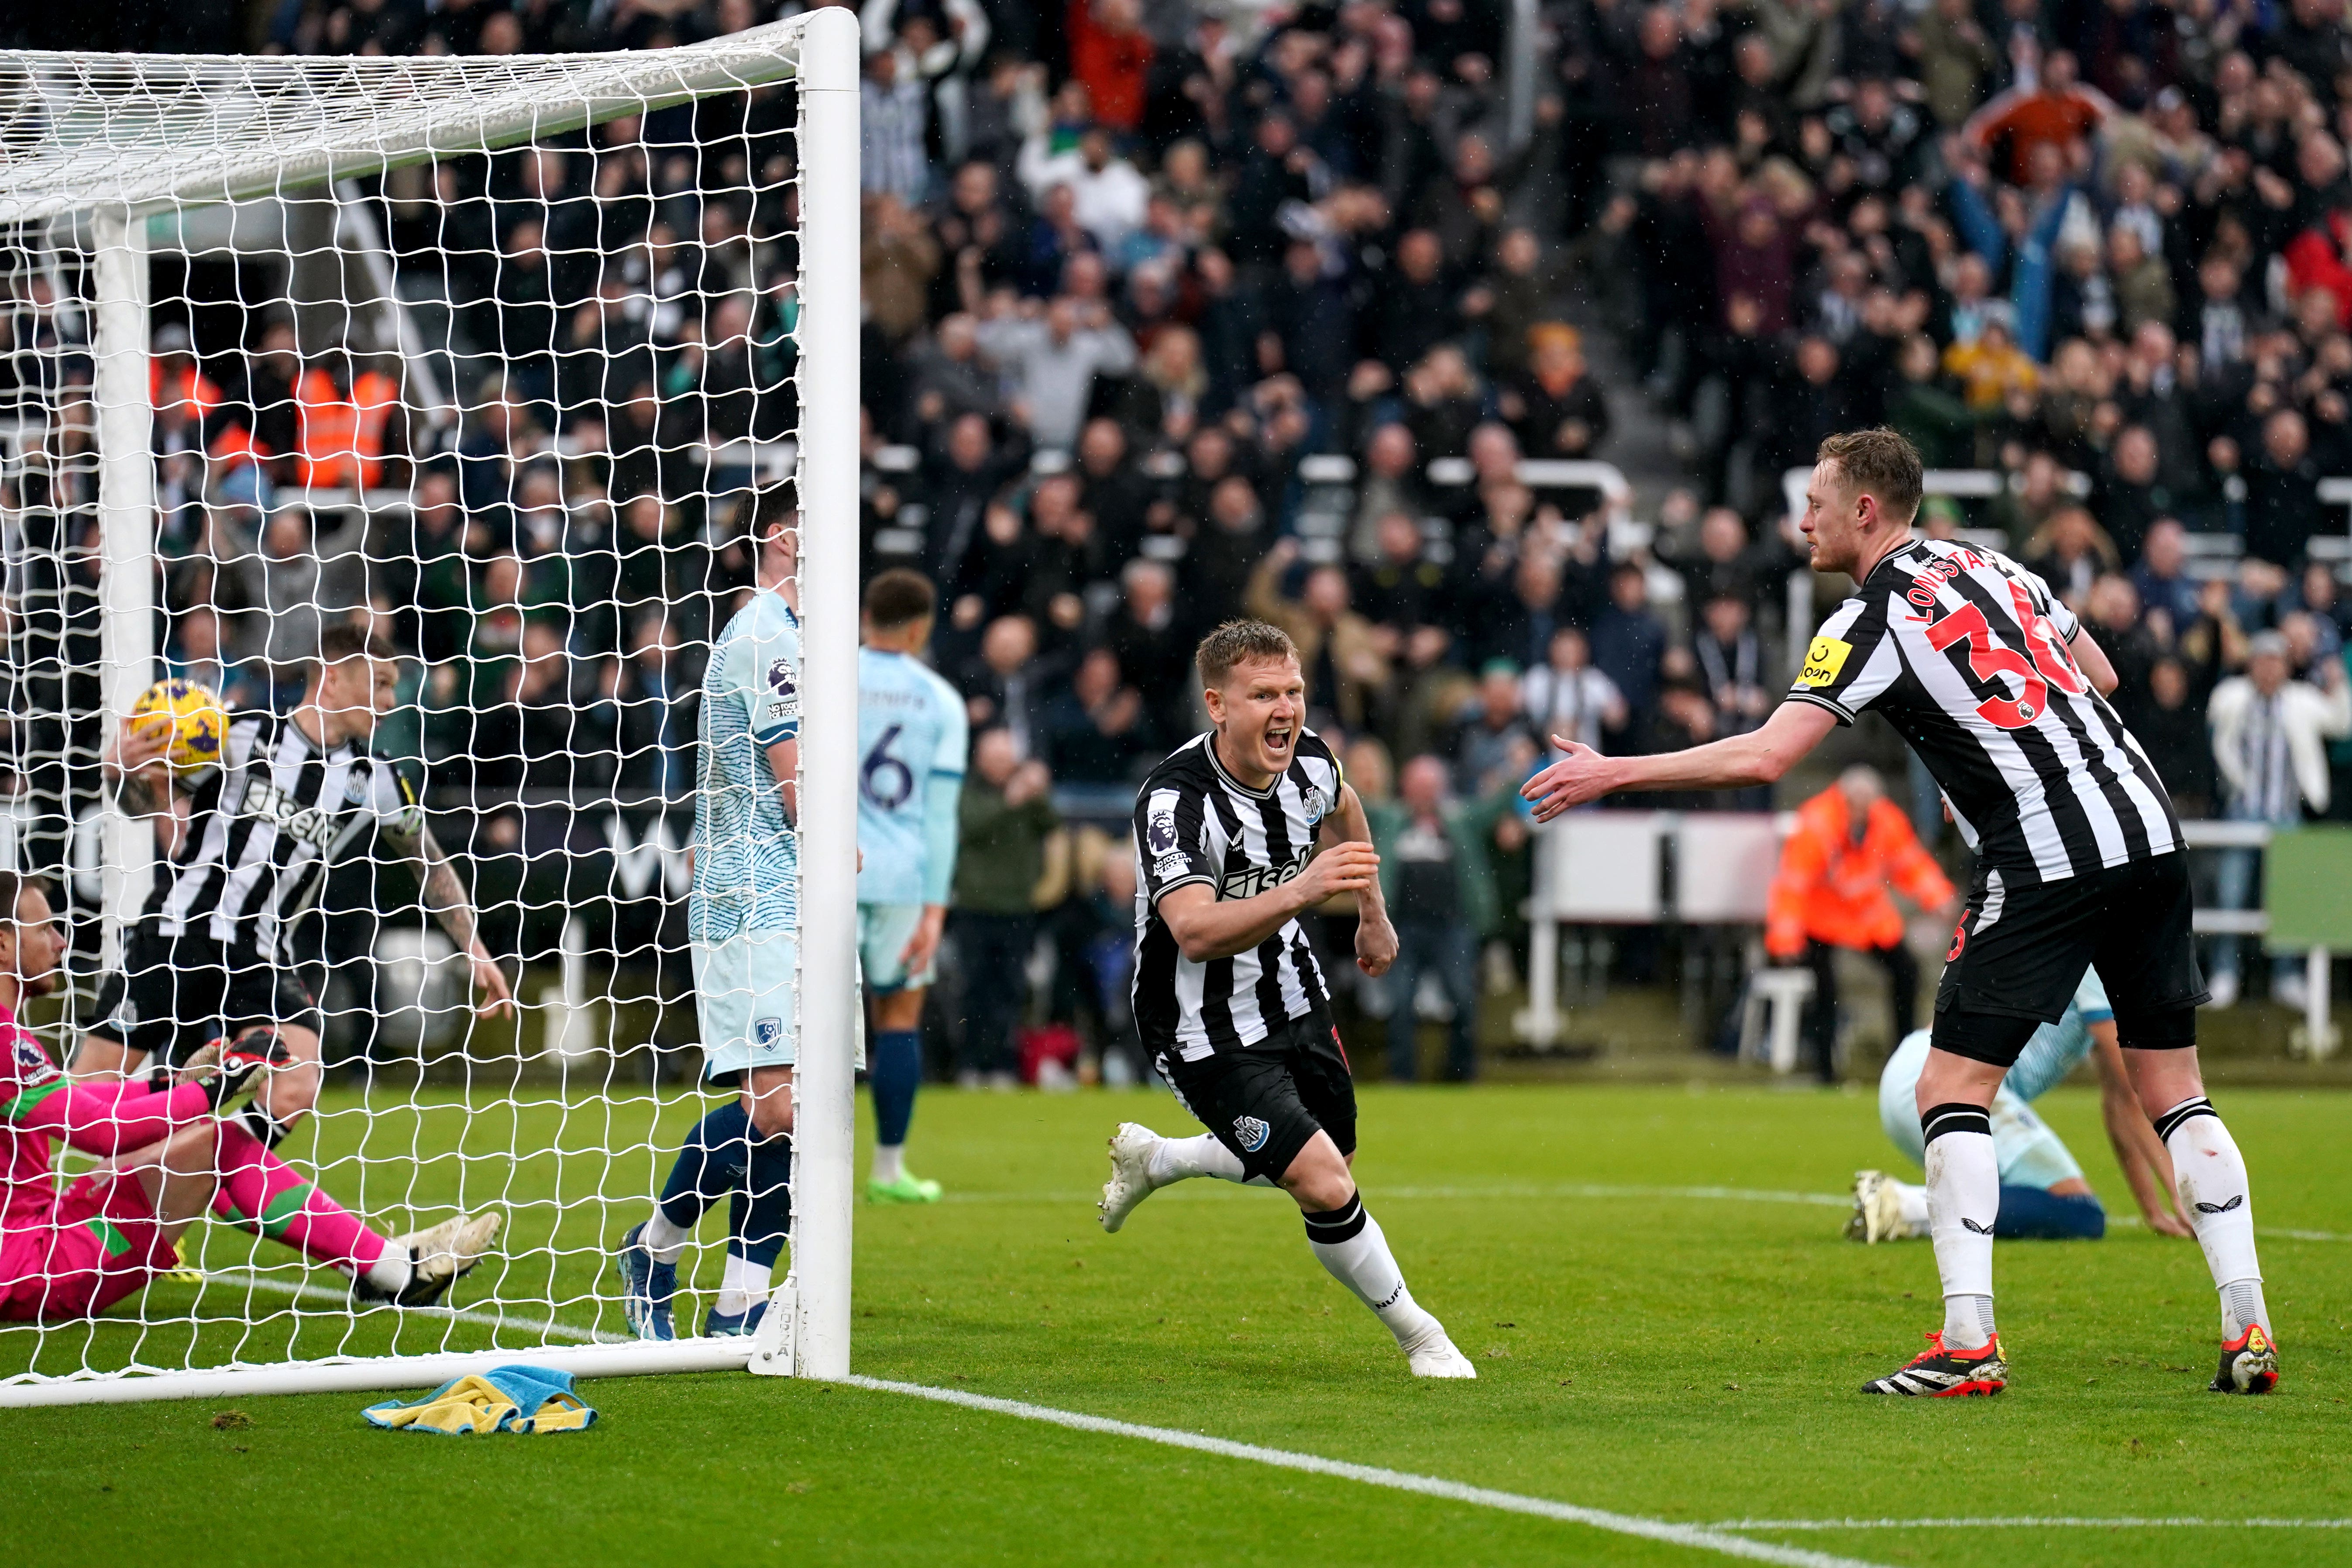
858, 902, 934, 994
1878, 1031, 2085, 1191
694, 928, 797, 1078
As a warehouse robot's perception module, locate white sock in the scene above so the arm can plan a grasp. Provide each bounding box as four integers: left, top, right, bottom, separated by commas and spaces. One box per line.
872, 1144, 905, 1185
715, 1253, 770, 1317
2158, 1097, 2269, 1337
642, 1210, 691, 1265
1302, 1194, 1441, 1351
1147, 1133, 1250, 1185
1891, 1179, 1931, 1235
1922, 1104, 1998, 1350
361, 1247, 413, 1296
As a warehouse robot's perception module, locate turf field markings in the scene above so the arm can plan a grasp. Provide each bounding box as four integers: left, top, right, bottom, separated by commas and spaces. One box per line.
939, 1181, 1851, 1208
1708, 1517, 2352, 1531
844, 1374, 1891, 1568
201, 1270, 628, 1345
941, 1182, 2352, 1241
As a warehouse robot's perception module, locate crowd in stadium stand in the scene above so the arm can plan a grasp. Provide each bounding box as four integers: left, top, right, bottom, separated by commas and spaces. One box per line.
10, 0, 2352, 1076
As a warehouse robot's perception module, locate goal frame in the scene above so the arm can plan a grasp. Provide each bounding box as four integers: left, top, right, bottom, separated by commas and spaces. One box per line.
0, 5, 861, 1407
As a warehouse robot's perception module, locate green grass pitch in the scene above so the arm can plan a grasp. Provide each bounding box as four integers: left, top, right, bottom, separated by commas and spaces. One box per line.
2, 1081, 2346, 1567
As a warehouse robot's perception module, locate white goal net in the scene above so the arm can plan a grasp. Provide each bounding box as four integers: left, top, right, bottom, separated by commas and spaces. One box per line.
0, 7, 860, 1405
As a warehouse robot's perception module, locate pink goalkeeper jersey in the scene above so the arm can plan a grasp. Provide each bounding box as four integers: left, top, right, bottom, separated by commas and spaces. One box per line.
0, 1004, 212, 1228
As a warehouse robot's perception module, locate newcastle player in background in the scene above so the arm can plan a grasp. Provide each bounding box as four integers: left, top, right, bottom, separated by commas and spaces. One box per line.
74, 621, 510, 1301
1097, 620, 1475, 1379
1523, 429, 2278, 1399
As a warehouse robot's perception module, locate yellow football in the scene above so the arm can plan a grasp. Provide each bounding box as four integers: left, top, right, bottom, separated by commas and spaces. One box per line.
130, 678, 229, 774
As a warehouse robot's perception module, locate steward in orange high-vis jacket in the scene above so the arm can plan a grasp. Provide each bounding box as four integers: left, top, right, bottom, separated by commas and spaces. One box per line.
1765, 766, 1955, 1083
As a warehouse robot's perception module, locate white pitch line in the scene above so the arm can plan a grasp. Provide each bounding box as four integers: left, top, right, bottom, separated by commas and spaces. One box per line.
200, 1270, 625, 1345
1712, 1518, 2352, 1532
844, 1374, 1890, 1568
939, 1181, 2352, 1240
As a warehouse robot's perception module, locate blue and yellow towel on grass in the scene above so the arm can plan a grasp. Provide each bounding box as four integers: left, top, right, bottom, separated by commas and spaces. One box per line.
364, 1365, 596, 1435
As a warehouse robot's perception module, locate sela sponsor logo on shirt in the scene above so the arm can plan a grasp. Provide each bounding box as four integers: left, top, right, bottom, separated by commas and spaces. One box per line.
1232, 1114, 1271, 1153
240, 775, 337, 849
1798, 636, 1853, 688
1220, 849, 1308, 901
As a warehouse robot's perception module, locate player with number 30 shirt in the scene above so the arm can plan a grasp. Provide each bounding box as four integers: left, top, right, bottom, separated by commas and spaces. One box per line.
1522, 428, 2276, 1401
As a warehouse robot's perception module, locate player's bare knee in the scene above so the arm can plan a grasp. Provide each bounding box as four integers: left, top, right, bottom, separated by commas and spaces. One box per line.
1915, 1045, 2005, 1113
1279, 1136, 1355, 1213
874, 988, 925, 1032
2117, 1009, 2201, 1112
743, 1071, 795, 1139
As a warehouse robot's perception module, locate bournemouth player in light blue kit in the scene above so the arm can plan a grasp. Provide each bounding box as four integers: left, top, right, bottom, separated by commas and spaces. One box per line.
856, 570, 967, 1203
617, 491, 803, 1338
1848, 967, 2193, 1245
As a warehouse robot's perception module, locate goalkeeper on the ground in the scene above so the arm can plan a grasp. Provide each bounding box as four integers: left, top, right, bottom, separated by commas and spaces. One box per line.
0, 873, 481, 1318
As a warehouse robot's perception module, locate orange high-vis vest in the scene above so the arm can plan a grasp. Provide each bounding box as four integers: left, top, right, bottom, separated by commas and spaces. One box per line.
295, 368, 397, 488
1764, 785, 1955, 960
150, 362, 222, 425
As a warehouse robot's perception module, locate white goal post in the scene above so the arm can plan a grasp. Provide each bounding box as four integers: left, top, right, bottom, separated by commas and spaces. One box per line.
0, 6, 860, 1405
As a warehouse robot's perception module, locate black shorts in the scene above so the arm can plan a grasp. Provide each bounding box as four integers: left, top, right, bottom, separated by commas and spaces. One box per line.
1157, 1007, 1358, 1183
85, 924, 322, 1066
1933, 853, 2206, 1066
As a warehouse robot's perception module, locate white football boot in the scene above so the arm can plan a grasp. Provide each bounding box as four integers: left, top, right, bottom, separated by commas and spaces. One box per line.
1847, 1169, 1903, 1244
1404, 1325, 1478, 1379
1098, 1122, 1163, 1234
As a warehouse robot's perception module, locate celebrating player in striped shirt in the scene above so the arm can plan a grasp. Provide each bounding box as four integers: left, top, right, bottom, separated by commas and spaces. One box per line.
1097, 620, 1475, 1379
1523, 428, 2278, 1398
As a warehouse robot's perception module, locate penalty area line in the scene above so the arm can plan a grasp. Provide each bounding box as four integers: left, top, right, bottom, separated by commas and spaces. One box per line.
843, 1374, 1890, 1568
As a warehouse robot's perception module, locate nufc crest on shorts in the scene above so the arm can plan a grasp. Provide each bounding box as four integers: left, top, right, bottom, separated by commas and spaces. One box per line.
753, 1017, 784, 1049
1233, 1114, 1270, 1153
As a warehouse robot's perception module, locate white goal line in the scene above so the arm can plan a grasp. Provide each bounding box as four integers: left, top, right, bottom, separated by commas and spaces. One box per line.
844, 1374, 1891, 1568
845, 1375, 2352, 1562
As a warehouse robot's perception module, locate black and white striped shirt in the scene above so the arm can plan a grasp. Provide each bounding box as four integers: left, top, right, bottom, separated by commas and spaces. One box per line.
1131, 731, 1343, 1063
1788, 536, 2181, 884
146, 710, 423, 959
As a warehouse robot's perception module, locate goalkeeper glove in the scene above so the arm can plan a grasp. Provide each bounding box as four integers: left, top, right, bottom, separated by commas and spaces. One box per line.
179, 1027, 291, 1113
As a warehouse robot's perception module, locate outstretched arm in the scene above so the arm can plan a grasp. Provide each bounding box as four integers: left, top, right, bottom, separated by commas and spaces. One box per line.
103, 715, 189, 857
8, 1076, 217, 1156
2091, 1029, 2191, 1237
384, 818, 515, 1019
1520, 699, 1839, 822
